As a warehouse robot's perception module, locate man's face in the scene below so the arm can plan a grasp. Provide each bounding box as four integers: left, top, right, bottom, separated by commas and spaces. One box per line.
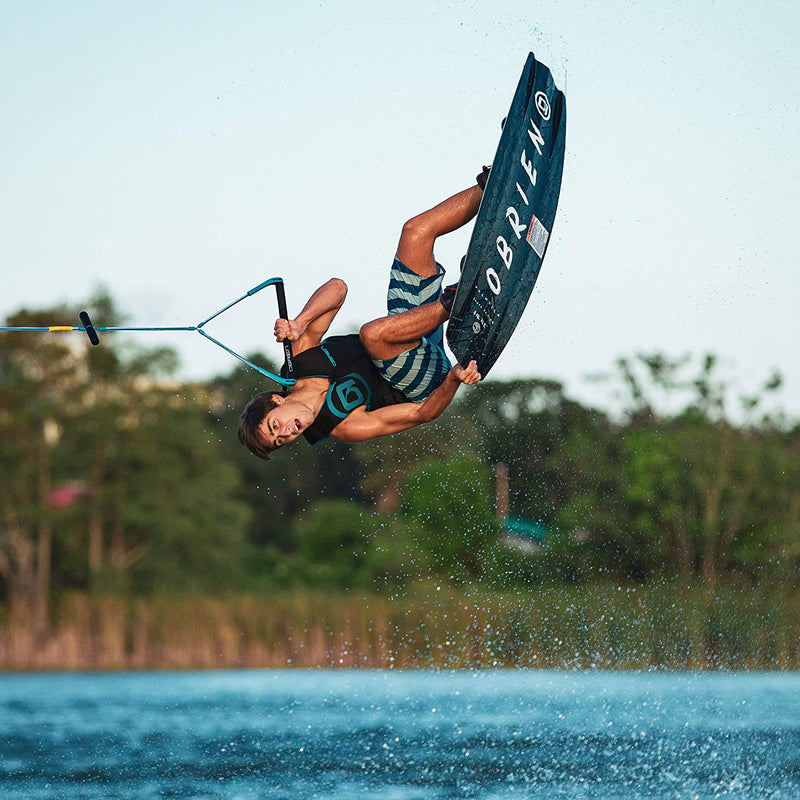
258, 395, 314, 449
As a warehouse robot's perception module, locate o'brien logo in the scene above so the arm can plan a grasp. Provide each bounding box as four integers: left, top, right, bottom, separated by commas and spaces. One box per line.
327, 374, 371, 418
485, 85, 553, 297
534, 91, 551, 121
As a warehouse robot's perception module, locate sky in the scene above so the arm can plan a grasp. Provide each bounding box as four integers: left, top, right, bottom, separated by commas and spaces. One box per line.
2, 0, 799, 418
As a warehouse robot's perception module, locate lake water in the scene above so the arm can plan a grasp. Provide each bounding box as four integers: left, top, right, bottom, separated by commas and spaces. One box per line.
1, 670, 798, 799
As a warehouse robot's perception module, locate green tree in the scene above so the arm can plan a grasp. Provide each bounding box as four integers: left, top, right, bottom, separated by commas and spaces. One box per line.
288, 499, 428, 589
102, 387, 251, 593
451, 378, 614, 528
401, 454, 497, 580
351, 391, 481, 509
1, 294, 252, 623
0, 301, 90, 635
567, 353, 799, 584
292, 499, 373, 586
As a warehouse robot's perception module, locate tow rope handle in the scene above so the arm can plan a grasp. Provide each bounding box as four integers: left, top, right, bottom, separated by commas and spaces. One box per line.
273, 281, 294, 380
3, 277, 296, 388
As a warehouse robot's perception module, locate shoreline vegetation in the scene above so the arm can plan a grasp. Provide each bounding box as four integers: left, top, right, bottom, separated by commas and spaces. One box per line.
3, 295, 799, 674
2, 583, 798, 672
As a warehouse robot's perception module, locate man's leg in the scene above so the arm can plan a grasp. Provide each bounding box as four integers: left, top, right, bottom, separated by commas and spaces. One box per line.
360, 301, 449, 361
361, 184, 482, 360
395, 185, 483, 278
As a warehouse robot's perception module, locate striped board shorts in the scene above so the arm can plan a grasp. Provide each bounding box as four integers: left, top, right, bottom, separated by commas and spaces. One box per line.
372, 258, 452, 402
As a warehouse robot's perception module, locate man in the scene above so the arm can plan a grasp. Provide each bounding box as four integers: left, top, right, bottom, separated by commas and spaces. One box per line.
238, 169, 490, 459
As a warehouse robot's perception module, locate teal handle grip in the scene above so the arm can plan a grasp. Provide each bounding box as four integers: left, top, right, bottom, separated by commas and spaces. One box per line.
247, 277, 282, 296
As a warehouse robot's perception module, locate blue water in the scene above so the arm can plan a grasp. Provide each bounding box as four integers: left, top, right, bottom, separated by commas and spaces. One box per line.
1, 670, 798, 799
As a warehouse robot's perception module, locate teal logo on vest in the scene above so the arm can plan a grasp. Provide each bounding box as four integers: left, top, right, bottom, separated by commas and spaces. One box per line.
326, 373, 371, 419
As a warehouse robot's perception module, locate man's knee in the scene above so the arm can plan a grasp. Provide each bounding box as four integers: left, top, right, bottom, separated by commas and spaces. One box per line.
399, 215, 433, 249
359, 318, 384, 350
361, 317, 399, 360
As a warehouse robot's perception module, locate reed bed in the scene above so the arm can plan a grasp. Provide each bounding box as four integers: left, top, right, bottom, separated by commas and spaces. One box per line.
1, 582, 797, 671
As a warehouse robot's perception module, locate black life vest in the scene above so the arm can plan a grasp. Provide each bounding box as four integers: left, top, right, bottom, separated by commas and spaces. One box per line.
280, 334, 409, 444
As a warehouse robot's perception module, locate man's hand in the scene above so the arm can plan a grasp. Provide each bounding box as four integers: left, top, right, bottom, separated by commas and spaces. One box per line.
274, 317, 307, 343
271, 278, 347, 355
451, 360, 481, 385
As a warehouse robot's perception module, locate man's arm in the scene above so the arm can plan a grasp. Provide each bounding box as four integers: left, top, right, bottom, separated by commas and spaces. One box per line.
274, 278, 347, 355
332, 361, 481, 443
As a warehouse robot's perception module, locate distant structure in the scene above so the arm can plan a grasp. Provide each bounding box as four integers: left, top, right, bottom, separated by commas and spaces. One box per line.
494, 463, 547, 553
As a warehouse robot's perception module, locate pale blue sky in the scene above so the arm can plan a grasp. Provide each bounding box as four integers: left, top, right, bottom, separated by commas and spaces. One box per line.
2, 0, 798, 416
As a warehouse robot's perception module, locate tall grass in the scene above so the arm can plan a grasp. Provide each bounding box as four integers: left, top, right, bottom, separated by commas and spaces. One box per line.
1, 582, 797, 670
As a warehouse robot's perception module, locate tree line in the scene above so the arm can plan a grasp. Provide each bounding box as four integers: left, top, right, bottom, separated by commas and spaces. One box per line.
2, 292, 799, 642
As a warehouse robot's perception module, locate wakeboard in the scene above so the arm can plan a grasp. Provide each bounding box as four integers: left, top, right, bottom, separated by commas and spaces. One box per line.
446, 52, 566, 377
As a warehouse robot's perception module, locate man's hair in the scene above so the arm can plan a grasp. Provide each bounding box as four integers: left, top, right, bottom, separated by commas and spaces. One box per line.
237, 391, 286, 460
